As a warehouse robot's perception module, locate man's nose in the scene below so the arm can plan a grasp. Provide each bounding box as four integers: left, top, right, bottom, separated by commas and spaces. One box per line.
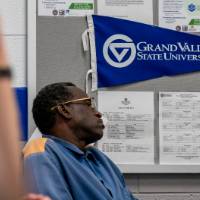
95, 110, 102, 118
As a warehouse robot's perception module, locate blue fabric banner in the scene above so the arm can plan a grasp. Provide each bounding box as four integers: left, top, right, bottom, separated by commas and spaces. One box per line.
15, 87, 27, 141
90, 15, 200, 88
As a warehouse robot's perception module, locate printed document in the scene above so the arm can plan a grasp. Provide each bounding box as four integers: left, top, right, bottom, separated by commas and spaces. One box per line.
159, 0, 200, 32
159, 92, 200, 164
97, 0, 153, 24
97, 91, 154, 164
38, 0, 94, 16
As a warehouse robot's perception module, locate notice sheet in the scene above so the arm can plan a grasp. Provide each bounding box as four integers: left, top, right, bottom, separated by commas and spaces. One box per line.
38, 0, 94, 16
159, 92, 200, 164
159, 0, 200, 32
97, 0, 153, 24
97, 91, 154, 164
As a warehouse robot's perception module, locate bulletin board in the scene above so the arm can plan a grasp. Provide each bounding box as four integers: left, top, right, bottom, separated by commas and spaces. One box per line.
28, 0, 200, 173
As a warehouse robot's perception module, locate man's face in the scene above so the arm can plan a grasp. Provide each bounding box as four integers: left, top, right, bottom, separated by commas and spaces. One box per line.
68, 87, 105, 144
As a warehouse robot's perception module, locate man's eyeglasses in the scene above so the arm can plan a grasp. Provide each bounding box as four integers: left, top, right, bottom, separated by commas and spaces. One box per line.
50, 97, 96, 111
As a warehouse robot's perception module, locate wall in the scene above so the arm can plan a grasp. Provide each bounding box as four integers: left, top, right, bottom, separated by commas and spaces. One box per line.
1, 0, 26, 89
2, 0, 200, 199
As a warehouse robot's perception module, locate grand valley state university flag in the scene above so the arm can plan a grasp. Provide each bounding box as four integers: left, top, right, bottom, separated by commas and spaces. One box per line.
86, 15, 200, 90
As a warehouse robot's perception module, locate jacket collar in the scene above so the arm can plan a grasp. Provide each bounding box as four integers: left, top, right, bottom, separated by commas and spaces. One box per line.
42, 134, 96, 160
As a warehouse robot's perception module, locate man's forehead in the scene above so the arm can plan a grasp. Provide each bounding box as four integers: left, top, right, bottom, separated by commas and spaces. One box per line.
69, 86, 88, 98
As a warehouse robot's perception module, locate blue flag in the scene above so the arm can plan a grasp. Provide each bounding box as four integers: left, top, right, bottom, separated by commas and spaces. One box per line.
87, 15, 200, 89
15, 87, 28, 140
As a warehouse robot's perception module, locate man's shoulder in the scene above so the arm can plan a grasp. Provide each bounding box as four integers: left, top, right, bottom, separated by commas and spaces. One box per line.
23, 137, 52, 159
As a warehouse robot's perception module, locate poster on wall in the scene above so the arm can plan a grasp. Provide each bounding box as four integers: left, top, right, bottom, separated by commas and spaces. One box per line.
97, 0, 153, 24
38, 0, 94, 16
159, 92, 200, 164
159, 0, 200, 32
97, 91, 154, 164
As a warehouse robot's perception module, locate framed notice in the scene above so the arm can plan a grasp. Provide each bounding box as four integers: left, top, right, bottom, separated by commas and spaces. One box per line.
97, 91, 154, 164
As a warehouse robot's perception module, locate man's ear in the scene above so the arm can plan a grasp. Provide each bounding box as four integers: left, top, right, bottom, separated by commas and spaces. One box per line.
57, 105, 72, 120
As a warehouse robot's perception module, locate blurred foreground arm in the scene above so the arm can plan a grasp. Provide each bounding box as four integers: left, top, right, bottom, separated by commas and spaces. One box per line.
23, 193, 52, 200
0, 19, 52, 200
0, 18, 23, 199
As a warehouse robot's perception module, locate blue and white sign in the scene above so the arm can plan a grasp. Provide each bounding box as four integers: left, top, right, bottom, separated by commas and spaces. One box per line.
87, 15, 200, 89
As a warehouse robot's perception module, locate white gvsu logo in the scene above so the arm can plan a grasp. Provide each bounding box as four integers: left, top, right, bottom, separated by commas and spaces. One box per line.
103, 34, 136, 68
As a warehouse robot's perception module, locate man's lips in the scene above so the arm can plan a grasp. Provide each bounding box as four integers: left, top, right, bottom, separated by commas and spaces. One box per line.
98, 119, 105, 129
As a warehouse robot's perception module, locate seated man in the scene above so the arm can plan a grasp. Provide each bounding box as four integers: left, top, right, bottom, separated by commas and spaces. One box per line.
23, 82, 138, 200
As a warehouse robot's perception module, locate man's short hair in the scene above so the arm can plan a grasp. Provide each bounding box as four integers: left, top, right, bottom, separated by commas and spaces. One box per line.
32, 82, 76, 134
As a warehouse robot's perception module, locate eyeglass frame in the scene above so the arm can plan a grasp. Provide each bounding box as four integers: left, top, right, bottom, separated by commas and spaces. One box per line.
50, 97, 96, 111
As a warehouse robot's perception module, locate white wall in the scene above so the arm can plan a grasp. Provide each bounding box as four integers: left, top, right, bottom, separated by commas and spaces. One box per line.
1, 0, 26, 88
